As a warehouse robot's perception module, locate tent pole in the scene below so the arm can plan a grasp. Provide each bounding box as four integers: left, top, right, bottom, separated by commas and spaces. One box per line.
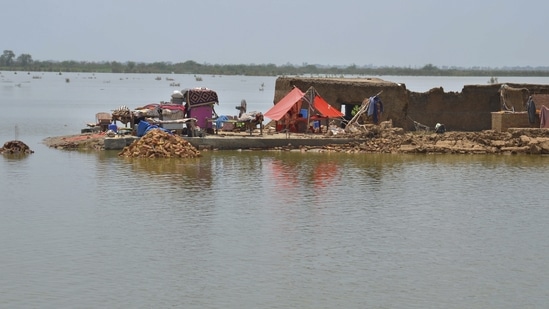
307, 87, 314, 133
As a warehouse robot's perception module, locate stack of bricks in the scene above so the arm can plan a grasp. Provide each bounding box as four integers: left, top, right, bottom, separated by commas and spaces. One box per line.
491, 111, 539, 132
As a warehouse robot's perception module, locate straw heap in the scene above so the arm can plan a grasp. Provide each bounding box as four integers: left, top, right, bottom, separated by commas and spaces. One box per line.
118, 129, 201, 158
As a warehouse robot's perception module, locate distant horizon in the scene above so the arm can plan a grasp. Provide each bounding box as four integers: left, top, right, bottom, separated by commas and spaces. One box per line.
8, 55, 549, 72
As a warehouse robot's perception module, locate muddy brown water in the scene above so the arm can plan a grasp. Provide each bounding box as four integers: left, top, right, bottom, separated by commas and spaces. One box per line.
2, 73, 549, 308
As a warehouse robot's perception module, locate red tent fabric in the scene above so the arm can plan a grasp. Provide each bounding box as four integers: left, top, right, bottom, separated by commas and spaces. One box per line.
312, 95, 344, 118
264, 87, 305, 121
264, 87, 343, 121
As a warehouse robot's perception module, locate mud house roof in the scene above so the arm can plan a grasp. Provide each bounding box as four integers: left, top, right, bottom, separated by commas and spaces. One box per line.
274, 77, 400, 103
283, 77, 397, 87
305, 77, 391, 83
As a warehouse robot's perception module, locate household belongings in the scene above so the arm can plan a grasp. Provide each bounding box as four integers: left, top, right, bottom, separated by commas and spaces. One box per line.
182, 88, 219, 130
264, 86, 343, 133
136, 120, 172, 137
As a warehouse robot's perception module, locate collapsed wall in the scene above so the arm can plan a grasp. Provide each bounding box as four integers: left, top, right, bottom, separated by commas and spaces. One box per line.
407, 85, 501, 131
274, 77, 549, 131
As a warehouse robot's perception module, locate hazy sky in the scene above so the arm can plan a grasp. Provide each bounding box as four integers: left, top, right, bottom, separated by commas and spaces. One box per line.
3, 0, 548, 68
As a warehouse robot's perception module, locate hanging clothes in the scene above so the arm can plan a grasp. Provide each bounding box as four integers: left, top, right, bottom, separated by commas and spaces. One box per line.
367, 96, 383, 124
540, 105, 549, 128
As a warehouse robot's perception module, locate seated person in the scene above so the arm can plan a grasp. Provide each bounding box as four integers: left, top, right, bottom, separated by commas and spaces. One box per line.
295, 113, 307, 133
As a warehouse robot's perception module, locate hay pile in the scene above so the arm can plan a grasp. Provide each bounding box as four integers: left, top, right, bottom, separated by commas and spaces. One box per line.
1, 140, 34, 154
118, 129, 201, 158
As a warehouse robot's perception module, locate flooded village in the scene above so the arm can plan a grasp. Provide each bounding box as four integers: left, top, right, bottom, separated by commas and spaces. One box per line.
6, 76, 549, 156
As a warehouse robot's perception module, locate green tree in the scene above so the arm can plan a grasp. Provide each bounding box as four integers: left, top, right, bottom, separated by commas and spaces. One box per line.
422, 63, 439, 71
0, 50, 15, 66
16, 53, 33, 67
110, 61, 123, 73
127, 61, 136, 72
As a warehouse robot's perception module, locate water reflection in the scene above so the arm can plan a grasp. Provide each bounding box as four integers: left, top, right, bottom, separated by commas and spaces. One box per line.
125, 157, 211, 187
1, 152, 31, 161
1, 153, 32, 189
89, 150, 549, 202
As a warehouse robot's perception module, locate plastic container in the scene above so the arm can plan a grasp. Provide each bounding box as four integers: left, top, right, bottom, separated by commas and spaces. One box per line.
313, 121, 320, 129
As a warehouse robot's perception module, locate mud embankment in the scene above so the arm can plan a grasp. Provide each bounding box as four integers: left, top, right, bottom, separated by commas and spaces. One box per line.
291, 127, 549, 154
42, 127, 549, 155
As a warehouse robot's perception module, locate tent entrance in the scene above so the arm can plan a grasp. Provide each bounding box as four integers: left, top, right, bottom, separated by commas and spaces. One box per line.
264, 86, 344, 133
341, 103, 356, 126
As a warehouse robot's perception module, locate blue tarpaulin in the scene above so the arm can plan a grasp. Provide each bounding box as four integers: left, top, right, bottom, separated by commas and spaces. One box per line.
136, 120, 172, 137
215, 115, 229, 128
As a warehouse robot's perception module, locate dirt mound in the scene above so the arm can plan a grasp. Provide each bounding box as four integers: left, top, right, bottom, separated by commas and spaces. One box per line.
299, 127, 549, 154
1, 140, 34, 154
118, 129, 201, 158
43, 133, 105, 150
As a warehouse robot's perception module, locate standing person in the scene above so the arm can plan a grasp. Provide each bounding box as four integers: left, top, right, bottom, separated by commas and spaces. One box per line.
157, 105, 163, 121
526, 96, 536, 124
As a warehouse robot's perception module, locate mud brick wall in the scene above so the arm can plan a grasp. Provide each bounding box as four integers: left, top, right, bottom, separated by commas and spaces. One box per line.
274, 77, 549, 132
491, 112, 540, 132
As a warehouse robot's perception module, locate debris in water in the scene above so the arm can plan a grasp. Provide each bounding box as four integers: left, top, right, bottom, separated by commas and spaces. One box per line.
0, 140, 34, 154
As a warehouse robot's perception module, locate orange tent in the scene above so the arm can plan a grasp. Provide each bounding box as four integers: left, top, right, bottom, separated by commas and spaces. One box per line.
311, 94, 344, 118
264, 87, 343, 121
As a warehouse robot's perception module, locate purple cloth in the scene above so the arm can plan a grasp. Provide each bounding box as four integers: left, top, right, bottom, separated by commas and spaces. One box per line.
540, 105, 549, 128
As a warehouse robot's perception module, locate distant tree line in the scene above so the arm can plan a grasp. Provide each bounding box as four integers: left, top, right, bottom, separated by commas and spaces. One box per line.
1, 49, 549, 77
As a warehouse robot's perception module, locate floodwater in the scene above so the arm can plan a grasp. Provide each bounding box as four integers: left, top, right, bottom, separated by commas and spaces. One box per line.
1, 72, 549, 308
